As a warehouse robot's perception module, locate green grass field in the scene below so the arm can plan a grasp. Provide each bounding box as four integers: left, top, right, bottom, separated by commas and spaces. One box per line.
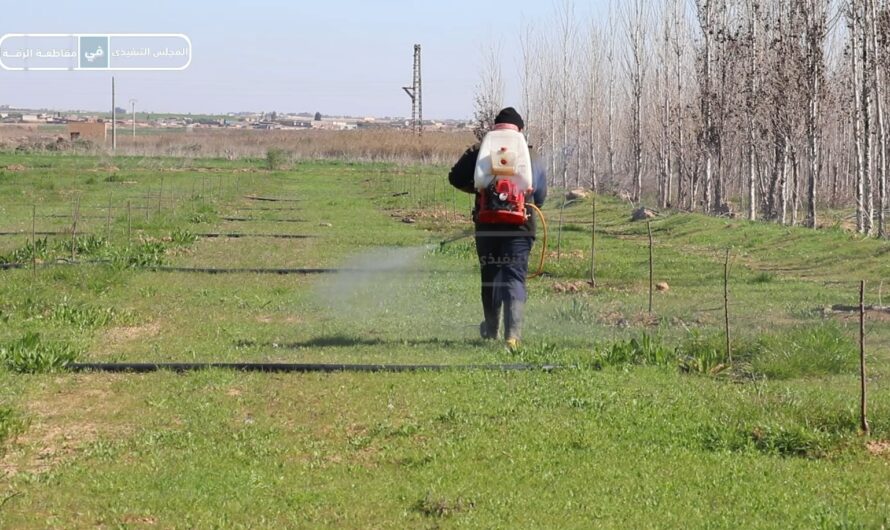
1, 153, 889, 528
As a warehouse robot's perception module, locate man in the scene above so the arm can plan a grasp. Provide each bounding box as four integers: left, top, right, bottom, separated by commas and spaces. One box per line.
448, 107, 547, 348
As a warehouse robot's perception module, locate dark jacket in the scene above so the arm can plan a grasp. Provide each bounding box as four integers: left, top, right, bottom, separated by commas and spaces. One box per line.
448, 145, 548, 236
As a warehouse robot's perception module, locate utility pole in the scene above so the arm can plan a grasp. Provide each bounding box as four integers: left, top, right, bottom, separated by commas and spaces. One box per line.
401, 44, 423, 135
111, 76, 117, 151
130, 98, 137, 139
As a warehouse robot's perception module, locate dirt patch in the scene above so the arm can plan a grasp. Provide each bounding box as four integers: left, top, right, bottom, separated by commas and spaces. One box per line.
598, 310, 660, 328
825, 307, 890, 324
552, 281, 594, 294
599, 311, 631, 328
1, 375, 136, 477
390, 208, 470, 223
102, 321, 162, 349
255, 314, 302, 325
120, 514, 158, 526
5, 164, 26, 171
867, 440, 890, 457
547, 249, 584, 260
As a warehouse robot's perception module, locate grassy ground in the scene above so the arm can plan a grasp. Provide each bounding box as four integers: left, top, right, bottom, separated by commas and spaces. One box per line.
0, 153, 889, 528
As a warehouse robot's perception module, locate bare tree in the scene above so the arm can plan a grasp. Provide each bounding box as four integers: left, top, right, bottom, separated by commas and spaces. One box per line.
868, 0, 887, 237
473, 45, 504, 142
623, 0, 649, 203
475, 0, 886, 240
695, 0, 720, 213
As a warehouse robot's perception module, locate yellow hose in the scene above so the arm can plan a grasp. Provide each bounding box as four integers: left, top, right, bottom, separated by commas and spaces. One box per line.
527, 203, 547, 279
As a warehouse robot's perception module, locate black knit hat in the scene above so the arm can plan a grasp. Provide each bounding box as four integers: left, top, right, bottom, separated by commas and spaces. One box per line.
494, 107, 524, 130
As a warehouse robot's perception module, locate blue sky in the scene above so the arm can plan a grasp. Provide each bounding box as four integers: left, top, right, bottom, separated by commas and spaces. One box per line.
0, 0, 607, 119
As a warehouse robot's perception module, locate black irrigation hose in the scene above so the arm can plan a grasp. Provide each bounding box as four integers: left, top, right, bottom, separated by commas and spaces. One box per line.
3, 261, 449, 275
244, 196, 301, 203
235, 207, 303, 212
68, 362, 558, 374
221, 217, 307, 223
0, 259, 98, 270
196, 233, 315, 240
38, 215, 107, 220
148, 266, 340, 275
0, 231, 90, 237
0, 232, 313, 239
0, 261, 337, 275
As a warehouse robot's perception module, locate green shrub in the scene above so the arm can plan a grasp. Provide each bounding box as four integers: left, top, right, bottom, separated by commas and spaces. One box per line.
108, 241, 166, 268
598, 334, 673, 367
47, 298, 117, 329
676, 331, 731, 375
0, 237, 49, 264
265, 148, 289, 170
171, 228, 198, 245
750, 271, 775, 284
0, 332, 77, 373
55, 235, 108, 257
554, 298, 594, 324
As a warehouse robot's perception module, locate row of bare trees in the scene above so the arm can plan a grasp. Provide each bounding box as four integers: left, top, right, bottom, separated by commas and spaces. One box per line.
476, 0, 890, 236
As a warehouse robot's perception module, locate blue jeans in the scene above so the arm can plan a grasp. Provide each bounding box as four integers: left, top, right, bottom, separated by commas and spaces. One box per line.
475, 232, 532, 328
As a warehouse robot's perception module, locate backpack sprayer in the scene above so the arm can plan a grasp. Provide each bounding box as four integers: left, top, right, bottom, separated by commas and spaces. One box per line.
472, 123, 548, 278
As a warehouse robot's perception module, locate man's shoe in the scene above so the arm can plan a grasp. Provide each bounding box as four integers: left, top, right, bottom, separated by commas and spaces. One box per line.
480, 321, 497, 340
506, 338, 520, 351
504, 300, 525, 343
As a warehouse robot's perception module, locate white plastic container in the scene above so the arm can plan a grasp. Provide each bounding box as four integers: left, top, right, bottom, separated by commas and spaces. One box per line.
474, 129, 533, 191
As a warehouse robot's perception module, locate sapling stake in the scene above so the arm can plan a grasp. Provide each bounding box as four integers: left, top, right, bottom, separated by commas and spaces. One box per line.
590, 191, 597, 286
556, 195, 567, 262
860, 280, 870, 435
724, 248, 732, 365
647, 221, 654, 315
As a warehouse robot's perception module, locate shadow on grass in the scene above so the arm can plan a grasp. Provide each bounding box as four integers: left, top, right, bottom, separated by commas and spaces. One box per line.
234, 334, 483, 349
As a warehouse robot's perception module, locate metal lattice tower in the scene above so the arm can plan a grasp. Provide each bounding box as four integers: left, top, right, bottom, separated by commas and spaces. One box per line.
402, 44, 422, 135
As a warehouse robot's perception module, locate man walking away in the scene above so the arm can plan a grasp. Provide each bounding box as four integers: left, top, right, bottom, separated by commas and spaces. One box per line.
447, 107, 547, 348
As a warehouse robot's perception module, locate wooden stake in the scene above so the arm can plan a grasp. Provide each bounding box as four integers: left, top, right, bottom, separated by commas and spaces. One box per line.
724, 248, 732, 365
647, 221, 654, 315
860, 280, 870, 435
556, 197, 567, 262
158, 178, 164, 215
590, 192, 597, 286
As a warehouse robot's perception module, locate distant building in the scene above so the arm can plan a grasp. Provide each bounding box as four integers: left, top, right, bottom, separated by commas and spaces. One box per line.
67, 122, 107, 143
